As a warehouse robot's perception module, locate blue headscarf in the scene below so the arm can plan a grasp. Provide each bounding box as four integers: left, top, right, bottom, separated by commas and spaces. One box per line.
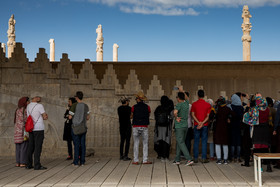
231, 94, 242, 106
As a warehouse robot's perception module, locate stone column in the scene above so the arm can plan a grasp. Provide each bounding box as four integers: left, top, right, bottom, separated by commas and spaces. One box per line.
49, 39, 55, 62
96, 24, 104, 62
113, 43, 119, 62
241, 5, 252, 61
1, 43, 6, 55
7, 14, 16, 58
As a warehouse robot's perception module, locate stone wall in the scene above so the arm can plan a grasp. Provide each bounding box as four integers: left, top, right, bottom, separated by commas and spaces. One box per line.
1, 42, 280, 157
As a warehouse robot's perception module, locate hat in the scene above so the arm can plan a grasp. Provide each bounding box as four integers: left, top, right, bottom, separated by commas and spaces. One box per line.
30, 92, 42, 99
119, 96, 131, 103
134, 91, 147, 101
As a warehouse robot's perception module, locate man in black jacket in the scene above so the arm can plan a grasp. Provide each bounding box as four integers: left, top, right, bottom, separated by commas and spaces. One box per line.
117, 96, 132, 161
131, 91, 152, 165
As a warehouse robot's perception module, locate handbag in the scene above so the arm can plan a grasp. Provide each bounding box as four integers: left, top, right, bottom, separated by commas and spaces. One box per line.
25, 104, 39, 132
23, 130, 29, 141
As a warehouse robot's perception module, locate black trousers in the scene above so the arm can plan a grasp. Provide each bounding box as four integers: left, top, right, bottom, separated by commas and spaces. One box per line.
120, 128, 131, 157
67, 139, 73, 157
27, 130, 44, 169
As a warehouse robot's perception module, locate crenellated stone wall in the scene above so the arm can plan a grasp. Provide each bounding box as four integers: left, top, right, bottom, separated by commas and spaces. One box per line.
1, 42, 280, 157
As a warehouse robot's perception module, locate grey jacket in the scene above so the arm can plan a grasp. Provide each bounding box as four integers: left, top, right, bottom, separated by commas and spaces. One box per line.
72, 102, 89, 128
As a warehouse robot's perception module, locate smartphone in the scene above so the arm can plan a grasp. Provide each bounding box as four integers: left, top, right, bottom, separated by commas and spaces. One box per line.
173, 87, 179, 90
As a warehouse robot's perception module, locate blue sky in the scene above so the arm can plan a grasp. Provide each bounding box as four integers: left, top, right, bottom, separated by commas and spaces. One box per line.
0, 0, 280, 61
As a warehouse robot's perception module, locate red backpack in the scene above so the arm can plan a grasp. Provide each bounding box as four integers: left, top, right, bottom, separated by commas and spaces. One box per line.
25, 104, 38, 132
25, 115, 34, 132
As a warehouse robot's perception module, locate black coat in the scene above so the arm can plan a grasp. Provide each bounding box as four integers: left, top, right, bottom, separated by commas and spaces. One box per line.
63, 109, 72, 141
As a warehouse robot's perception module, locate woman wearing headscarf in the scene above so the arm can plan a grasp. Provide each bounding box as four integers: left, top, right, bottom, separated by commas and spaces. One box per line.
14, 97, 30, 167
63, 97, 77, 160
154, 96, 174, 162
229, 94, 244, 162
243, 96, 272, 172
207, 99, 215, 161
240, 94, 254, 167
214, 96, 232, 164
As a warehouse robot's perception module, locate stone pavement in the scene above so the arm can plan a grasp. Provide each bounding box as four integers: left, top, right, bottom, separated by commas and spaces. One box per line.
0, 157, 280, 187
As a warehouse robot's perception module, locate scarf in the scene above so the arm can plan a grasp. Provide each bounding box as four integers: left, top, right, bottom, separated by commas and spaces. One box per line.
243, 96, 267, 126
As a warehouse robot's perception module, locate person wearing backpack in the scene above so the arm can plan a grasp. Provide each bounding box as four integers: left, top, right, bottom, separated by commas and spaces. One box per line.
71, 91, 90, 167
154, 96, 174, 162
26, 92, 48, 170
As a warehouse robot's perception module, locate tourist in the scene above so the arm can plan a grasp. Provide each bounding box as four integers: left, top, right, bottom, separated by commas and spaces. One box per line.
14, 97, 29, 167
117, 96, 132, 161
154, 96, 173, 162
185, 91, 193, 154
131, 91, 152, 165
243, 95, 272, 172
266, 97, 277, 154
191, 90, 211, 163
273, 99, 280, 169
207, 99, 215, 161
229, 94, 244, 163
214, 96, 232, 164
63, 97, 77, 160
241, 94, 254, 167
26, 92, 48, 170
71, 91, 90, 166
173, 92, 193, 166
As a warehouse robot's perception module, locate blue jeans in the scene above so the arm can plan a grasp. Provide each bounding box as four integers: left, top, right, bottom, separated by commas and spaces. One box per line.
193, 126, 208, 159
72, 130, 86, 165
133, 127, 149, 162
215, 144, 228, 160
209, 143, 215, 158
231, 145, 241, 159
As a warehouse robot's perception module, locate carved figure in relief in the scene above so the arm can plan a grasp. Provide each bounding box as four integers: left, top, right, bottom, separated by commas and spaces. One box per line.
242, 5, 251, 25
96, 24, 103, 42
7, 14, 16, 36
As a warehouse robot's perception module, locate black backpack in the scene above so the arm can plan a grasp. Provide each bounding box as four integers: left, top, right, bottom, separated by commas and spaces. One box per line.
155, 106, 169, 127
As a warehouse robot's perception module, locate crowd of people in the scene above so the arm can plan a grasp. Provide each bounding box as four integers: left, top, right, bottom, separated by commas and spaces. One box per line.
13, 89, 280, 172
117, 89, 280, 172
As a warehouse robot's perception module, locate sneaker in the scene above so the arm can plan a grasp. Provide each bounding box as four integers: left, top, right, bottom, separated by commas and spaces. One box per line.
66, 156, 73, 160
120, 156, 124, 160
238, 158, 242, 163
143, 161, 152, 164
132, 162, 139, 165
216, 160, 222, 165
185, 160, 194, 166
123, 156, 131, 161
210, 157, 215, 161
201, 159, 209, 163
194, 159, 198, 163
173, 161, 180, 165
223, 160, 229, 165
161, 158, 166, 162
81, 164, 85, 167
72, 163, 79, 167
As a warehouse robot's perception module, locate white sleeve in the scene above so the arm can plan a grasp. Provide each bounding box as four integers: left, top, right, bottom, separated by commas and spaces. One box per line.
38, 104, 46, 114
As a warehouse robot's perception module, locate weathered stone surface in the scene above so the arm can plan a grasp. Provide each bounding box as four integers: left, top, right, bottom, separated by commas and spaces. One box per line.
96, 24, 104, 62
113, 43, 119, 62
49, 39, 55, 62
7, 14, 16, 58
241, 5, 252, 61
1, 44, 280, 157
